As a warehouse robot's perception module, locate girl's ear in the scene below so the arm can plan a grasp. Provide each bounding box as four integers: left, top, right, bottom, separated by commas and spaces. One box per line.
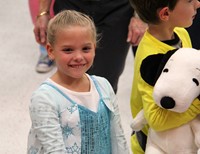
158, 7, 170, 21
46, 43, 55, 60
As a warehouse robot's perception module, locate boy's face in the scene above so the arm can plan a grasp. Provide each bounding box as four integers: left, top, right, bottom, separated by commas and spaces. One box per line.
169, 0, 200, 28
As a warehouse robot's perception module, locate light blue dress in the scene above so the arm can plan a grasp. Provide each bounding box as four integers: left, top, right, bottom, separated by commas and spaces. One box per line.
27, 75, 130, 154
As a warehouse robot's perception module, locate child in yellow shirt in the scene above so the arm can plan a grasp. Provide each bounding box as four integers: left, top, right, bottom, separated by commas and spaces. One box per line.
129, 0, 200, 153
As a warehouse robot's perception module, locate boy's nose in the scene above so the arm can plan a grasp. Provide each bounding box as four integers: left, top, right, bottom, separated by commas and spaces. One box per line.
196, 0, 200, 9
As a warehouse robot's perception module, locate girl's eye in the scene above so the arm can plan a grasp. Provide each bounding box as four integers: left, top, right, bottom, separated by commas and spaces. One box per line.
63, 48, 73, 53
83, 46, 91, 52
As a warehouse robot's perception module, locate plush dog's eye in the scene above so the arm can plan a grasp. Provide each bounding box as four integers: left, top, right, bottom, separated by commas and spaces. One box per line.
163, 68, 168, 73
193, 78, 199, 86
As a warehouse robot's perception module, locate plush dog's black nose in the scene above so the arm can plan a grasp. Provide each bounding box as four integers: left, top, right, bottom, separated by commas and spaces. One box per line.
160, 96, 175, 109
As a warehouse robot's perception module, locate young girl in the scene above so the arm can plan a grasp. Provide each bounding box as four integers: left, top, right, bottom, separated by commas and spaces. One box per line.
27, 10, 130, 154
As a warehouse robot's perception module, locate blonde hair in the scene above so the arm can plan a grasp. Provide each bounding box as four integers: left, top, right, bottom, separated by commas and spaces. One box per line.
47, 10, 99, 46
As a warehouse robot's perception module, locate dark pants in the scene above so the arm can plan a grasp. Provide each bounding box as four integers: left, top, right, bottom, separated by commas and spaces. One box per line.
54, 0, 133, 93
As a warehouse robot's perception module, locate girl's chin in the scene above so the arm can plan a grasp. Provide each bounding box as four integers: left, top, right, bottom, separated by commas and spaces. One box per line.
71, 73, 85, 79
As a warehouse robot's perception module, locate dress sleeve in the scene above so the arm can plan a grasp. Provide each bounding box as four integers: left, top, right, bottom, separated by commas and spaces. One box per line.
29, 89, 66, 153
104, 80, 130, 154
139, 79, 200, 131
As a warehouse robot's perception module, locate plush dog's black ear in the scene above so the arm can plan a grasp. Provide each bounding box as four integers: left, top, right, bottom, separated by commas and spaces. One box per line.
140, 54, 164, 86
140, 49, 177, 86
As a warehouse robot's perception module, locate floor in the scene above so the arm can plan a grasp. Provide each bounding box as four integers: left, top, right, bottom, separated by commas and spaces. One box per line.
0, 1, 134, 153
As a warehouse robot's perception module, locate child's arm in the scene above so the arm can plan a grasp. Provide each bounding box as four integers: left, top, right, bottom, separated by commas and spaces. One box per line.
104, 80, 130, 154
110, 96, 130, 154
29, 91, 66, 153
140, 81, 200, 132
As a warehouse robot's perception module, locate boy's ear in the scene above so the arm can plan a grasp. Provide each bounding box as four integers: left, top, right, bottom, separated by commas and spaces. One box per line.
158, 7, 169, 21
46, 43, 55, 60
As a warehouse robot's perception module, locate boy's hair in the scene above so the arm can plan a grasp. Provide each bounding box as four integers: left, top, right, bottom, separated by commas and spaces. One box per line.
47, 10, 99, 46
130, 0, 178, 24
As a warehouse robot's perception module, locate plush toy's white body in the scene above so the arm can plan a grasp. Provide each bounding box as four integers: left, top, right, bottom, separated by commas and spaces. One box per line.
131, 48, 200, 154
146, 114, 200, 154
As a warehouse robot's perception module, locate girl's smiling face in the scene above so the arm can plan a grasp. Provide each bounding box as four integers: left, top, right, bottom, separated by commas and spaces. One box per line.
47, 25, 96, 79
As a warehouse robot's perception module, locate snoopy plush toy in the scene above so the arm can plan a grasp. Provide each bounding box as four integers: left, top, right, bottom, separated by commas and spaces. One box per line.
131, 48, 200, 154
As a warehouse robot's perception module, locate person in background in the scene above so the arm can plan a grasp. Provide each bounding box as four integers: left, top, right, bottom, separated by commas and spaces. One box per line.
27, 10, 130, 154
129, 0, 200, 153
28, 0, 55, 73
33, 0, 147, 93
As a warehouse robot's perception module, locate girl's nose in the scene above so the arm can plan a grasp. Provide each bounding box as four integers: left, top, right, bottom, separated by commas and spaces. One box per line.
74, 52, 84, 61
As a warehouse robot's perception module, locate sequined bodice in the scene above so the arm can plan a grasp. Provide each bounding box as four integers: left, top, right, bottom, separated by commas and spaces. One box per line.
79, 101, 111, 154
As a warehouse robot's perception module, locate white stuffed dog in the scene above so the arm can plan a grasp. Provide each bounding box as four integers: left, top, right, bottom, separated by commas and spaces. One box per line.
131, 48, 200, 154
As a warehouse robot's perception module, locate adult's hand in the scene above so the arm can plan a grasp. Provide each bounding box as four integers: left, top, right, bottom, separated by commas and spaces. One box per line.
34, 14, 50, 46
127, 16, 148, 46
